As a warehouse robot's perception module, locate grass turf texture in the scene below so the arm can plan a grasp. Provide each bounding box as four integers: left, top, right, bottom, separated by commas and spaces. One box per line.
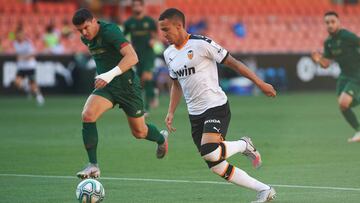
0, 92, 360, 203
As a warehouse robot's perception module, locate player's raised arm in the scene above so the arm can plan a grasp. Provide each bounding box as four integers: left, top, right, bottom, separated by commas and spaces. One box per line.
165, 79, 182, 132
223, 55, 276, 97
95, 43, 139, 89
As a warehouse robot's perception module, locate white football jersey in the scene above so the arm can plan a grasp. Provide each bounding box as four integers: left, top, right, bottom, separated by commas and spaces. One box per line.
164, 34, 229, 115
13, 40, 37, 70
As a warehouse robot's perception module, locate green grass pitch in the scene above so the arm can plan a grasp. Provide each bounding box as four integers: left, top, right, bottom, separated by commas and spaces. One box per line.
1, 93, 360, 202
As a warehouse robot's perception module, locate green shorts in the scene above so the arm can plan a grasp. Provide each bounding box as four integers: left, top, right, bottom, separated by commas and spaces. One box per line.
336, 76, 360, 106
136, 52, 155, 77
92, 79, 145, 118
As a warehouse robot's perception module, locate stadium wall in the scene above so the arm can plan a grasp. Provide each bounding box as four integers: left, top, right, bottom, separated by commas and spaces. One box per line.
0, 54, 339, 95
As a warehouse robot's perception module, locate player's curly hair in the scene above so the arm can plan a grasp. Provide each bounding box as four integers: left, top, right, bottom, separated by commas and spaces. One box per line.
72, 8, 94, 26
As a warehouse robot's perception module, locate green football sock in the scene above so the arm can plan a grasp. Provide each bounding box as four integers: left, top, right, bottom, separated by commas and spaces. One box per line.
144, 81, 155, 111
341, 108, 360, 131
145, 124, 165, 144
82, 122, 98, 164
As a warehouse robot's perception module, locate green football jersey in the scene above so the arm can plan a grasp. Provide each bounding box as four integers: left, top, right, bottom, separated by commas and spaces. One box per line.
81, 21, 134, 88
123, 16, 157, 55
323, 29, 360, 81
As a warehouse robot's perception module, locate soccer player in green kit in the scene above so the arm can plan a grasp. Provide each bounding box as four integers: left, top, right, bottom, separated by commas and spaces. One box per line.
72, 8, 168, 179
124, 0, 158, 113
312, 11, 360, 143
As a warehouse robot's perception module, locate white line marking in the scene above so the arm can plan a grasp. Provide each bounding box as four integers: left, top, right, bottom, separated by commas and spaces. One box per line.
1, 173, 360, 192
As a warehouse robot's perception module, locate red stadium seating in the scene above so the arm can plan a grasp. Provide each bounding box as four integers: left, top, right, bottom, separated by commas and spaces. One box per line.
1, 0, 360, 54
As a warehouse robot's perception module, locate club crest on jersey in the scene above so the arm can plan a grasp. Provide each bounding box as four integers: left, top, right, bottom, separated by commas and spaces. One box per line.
187, 50, 194, 60
143, 22, 149, 28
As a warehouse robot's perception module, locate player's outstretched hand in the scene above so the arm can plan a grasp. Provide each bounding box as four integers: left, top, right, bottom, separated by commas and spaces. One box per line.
94, 78, 108, 89
165, 112, 176, 133
259, 82, 277, 97
311, 51, 322, 63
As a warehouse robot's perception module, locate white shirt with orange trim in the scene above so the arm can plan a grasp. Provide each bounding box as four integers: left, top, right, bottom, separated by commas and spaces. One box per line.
164, 34, 229, 115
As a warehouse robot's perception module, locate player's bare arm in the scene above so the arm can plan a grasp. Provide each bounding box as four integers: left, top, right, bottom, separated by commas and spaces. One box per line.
165, 79, 182, 132
223, 54, 276, 97
311, 51, 331, 69
95, 44, 139, 89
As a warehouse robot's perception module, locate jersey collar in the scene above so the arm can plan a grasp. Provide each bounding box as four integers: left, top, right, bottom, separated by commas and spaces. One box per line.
175, 34, 190, 50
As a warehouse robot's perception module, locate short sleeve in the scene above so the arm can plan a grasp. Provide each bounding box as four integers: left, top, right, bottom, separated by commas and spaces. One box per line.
344, 30, 360, 46
163, 51, 177, 80
202, 39, 229, 64
323, 41, 332, 59
104, 24, 129, 50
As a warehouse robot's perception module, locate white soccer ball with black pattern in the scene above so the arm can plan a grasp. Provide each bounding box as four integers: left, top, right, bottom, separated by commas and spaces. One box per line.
76, 179, 105, 203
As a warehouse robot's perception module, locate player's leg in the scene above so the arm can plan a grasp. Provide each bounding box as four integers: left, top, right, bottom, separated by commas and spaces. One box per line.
201, 133, 275, 202
127, 115, 168, 158
28, 70, 45, 106
338, 92, 359, 130
139, 54, 157, 112
116, 80, 168, 158
192, 103, 275, 202
14, 70, 29, 92
336, 78, 360, 142
201, 134, 270, 189
77, 93, 113, 179
141, 71, 157, 110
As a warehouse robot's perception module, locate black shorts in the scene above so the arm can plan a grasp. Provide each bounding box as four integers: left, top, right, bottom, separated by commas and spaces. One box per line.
189, 102, 231, 151
17, 69, 35, 82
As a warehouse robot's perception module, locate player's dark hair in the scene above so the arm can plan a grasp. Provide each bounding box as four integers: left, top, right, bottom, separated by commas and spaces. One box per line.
72, 8, 94, 25
132, 0, 144, 5
324, 11, 339, 18
159, 8, 185, 28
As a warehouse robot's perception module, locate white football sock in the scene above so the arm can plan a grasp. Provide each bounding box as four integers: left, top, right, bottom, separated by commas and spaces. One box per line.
229, 167, 270, 192
223, 140, 247, 158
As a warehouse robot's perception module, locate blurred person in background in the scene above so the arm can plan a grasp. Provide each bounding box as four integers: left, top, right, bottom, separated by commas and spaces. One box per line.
13, 30, 45, 106
123, 0, 159, 114
43, 22, 64, 54
61, 19, 73, 39
312, 11, 360, 142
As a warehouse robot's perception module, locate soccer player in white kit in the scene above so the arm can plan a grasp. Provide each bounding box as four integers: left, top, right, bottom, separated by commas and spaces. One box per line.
159, 8, 276, 203
13, 30, 44, 106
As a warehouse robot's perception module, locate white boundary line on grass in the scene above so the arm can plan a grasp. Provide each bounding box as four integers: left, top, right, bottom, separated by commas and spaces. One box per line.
1, 173, 360, 192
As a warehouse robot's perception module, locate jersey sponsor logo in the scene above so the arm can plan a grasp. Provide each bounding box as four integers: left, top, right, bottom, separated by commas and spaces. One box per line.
204, 119, 221, 124
136, 110, 142, 115
175, 65, 195, 77
187, 50, 194, 60
89, 48, 106, 55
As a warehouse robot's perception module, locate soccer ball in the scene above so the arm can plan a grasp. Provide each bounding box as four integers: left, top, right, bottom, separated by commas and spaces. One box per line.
76, 179, 105, 203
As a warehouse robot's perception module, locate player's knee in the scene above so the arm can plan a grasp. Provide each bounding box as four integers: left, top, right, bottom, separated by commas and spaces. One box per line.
131, 128, 147, 139
200, 142, 225, 162
82, 110, 96, 122
339, 100, 351, 111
